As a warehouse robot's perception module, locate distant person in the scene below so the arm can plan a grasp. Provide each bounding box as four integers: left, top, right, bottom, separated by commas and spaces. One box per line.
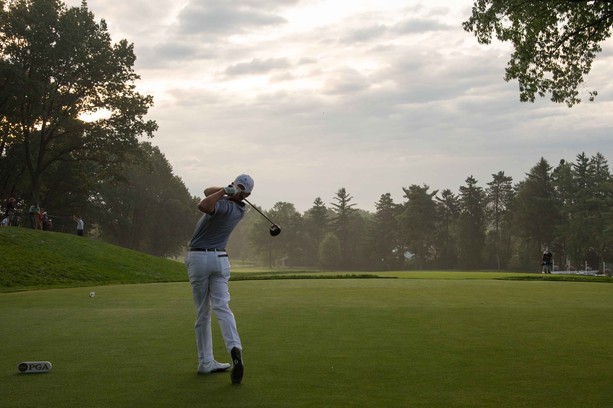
41, 211, 52, 231
28, 203, 40, 229
184, 174, 254, 384
73, 215, 84, 236
541, 251, 553, 274
35, 207, 43, 230
5, 196, 16, 226
1, 216, 8, 226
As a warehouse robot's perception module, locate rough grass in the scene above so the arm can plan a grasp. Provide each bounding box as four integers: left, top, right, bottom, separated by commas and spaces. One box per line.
0, 227, 186, 292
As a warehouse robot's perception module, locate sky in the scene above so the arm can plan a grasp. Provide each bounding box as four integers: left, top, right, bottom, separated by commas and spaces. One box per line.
64, 0, 612, 213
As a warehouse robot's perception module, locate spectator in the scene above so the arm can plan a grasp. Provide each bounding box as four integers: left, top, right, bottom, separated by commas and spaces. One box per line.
541, 251, 553, 274
35, 207, 43, 230
28, 203, 40, 229
73, 215, 84, 236
41, 211, 52, 231
5, 196, 16, 226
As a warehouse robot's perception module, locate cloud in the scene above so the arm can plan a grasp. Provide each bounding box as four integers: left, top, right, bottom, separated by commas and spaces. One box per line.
392, 17, 454, 34
176, 3, 287, 37
322, 68, 372, 95
62, 0, 613, 213
136, 41, 219, 68
341, 24, 389, 43
224, 58, 292, 76
297, 57, 318, 65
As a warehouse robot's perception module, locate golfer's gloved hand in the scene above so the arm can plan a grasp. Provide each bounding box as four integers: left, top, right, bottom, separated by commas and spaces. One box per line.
224, 185, 237, 196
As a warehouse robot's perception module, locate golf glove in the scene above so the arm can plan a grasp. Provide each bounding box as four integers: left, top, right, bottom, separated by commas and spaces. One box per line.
224, 185, 237, 196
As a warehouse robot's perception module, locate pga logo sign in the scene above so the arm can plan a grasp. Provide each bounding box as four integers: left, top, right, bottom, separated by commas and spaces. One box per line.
18, 361, 52, 373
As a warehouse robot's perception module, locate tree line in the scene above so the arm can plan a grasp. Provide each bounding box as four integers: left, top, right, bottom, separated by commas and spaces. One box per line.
3, 143, 611, 273
2, 1, 611, 270
229, 152, 612, 272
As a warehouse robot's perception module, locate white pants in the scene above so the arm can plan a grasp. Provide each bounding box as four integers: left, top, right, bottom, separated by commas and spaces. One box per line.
185, 251, 242, 366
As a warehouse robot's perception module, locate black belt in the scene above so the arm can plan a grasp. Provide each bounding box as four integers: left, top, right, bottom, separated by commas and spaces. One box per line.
189, 248, 226, 252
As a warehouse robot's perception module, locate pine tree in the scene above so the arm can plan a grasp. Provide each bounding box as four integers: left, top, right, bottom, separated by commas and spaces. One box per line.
304, 197, 328, 266
485, 171, 515, 269
435, 189, 460, 268
512, 158, 560, 270
458, 176, 486, 269
368, 193, 402, 270
400, 185, 438, 269
330, 188, 358, 268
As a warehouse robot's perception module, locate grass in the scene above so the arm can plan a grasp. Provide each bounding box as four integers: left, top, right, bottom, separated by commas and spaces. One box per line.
1, 279, 612, 407
1, 227, 612, 407
0, 227, 186, 292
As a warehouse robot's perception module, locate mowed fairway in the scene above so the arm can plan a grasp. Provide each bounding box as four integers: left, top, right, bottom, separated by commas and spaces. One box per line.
1, 276, 612, 407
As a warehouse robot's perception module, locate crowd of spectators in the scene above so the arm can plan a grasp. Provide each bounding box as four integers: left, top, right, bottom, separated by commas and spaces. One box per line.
1, 196, 82, 235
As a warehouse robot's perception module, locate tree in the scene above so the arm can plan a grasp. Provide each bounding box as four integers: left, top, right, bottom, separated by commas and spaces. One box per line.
463, 0, 613, 106
588, 153, 613, 268
400, 184, 438, 269
458, 176, 486, 269
248, 204, 279, 268
330, 187, 358, 267
249, 202, 303, 267
318, 232, 341, 269
367, 193, 403, 270
564, 153, 612, 269
511, 158, 560, 269
29, 158, 96, 232
303, 197, 328, 266
268, 202, 304, 267
434, 189, 460, 268
551, 158, 575, 267
90, 142, 195, 257
227, 206, 258, 261
351, 210, 371, 270
0, 0, 157, 204
485, 171, 515, 269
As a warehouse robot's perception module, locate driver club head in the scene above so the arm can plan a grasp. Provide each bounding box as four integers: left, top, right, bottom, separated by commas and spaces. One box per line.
269, 224, 281, 236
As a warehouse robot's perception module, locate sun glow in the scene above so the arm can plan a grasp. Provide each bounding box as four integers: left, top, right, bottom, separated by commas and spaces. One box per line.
78, 109, 112, 123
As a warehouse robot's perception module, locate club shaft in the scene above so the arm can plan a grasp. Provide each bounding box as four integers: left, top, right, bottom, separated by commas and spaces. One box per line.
243, 198, 275, 225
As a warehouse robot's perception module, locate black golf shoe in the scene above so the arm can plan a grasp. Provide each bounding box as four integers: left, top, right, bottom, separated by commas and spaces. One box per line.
230, 347, 243, 384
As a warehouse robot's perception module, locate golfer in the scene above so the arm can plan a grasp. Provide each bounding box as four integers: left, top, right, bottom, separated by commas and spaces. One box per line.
185, 174, 253, 384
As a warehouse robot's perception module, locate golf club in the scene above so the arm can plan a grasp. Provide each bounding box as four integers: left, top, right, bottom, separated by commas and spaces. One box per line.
243, 198, 281, 236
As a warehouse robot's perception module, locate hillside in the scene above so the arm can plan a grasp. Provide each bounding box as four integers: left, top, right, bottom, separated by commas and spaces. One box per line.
0, 227, 187, 292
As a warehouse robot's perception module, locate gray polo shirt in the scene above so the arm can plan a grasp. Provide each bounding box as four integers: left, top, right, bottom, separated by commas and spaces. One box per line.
189, 198, 246, 250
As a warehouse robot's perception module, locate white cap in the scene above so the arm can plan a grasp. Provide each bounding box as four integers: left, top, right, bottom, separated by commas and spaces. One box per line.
234, 174, 254, 193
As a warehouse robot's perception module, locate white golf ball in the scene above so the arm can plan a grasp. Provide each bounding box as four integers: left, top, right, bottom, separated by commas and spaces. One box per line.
89, 291, 95, 298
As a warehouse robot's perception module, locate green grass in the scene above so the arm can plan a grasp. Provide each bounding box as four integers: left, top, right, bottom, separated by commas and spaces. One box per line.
2, 227, 612, 407
0, 227, 186, 292
1, 279, 612, 407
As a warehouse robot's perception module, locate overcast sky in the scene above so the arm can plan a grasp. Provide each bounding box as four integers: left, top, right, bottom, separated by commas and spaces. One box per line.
65, 0, 612, 213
